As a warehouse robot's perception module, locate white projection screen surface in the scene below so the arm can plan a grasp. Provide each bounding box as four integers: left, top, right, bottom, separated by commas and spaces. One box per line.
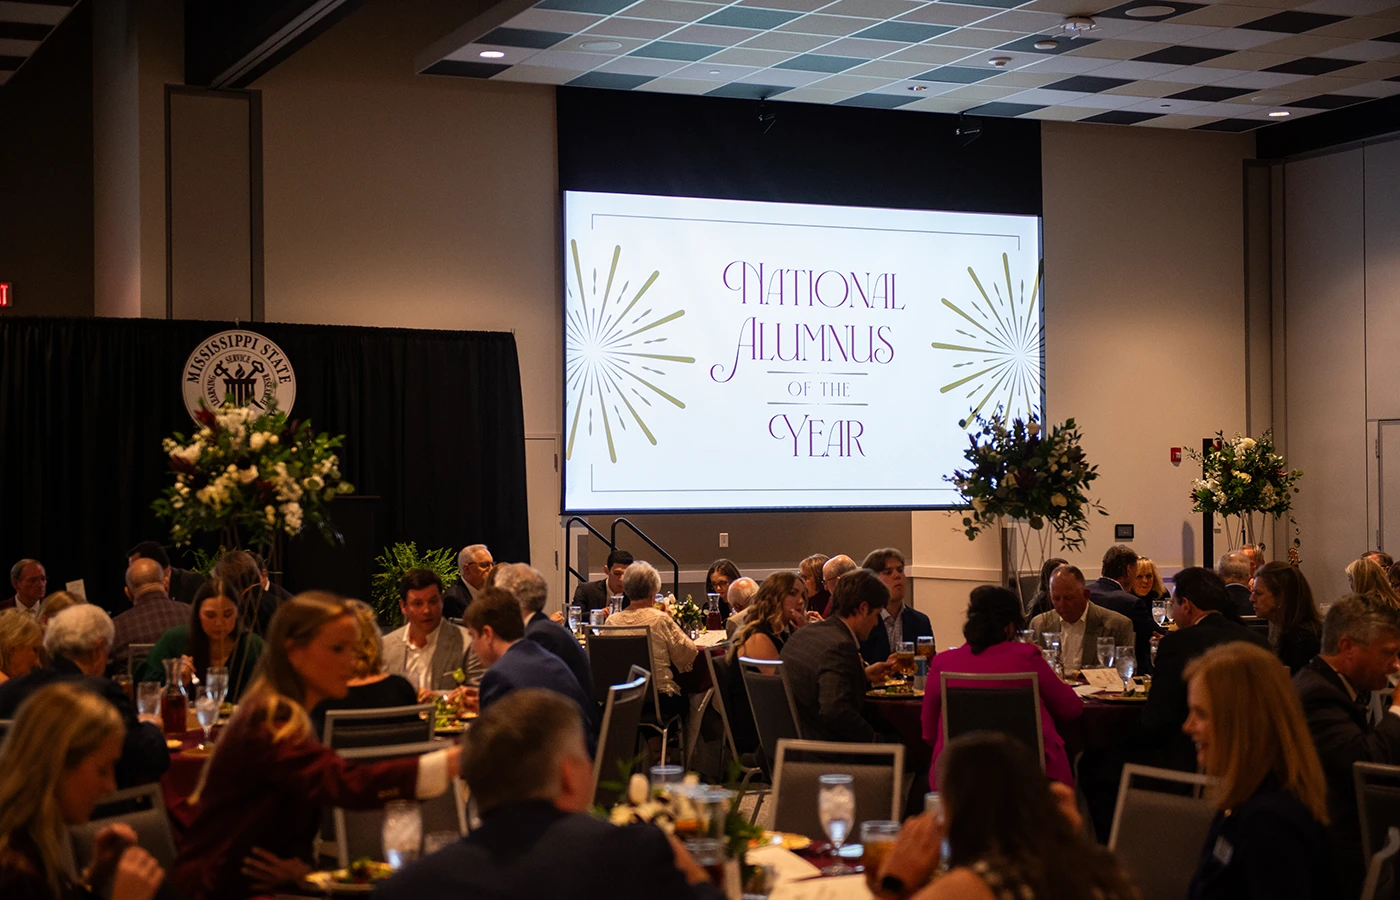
562, 190, 1043, 514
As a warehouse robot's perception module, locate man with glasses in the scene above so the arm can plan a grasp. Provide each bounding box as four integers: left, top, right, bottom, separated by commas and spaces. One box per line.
3, 559, 47, 619
819, 555, 857, 619
443, 544, 493, 619
858, 548, 934, 664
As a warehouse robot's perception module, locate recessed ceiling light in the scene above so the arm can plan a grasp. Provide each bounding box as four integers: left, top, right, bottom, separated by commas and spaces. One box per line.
988, 55, 1012, 67
708, 69, 722, 75
1268, 110, 1290, 117
1125, 4, 1176, 16
1249, 92, 1285, 104
579, 40, 623, 51
1159, 102, 1172, 108
1034, 39, 1059, 50
479, 50, 506, 58
907, 84, 928, 91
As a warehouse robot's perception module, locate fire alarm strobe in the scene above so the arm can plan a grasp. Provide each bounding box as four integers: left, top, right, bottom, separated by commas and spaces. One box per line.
0, 283, 11, 307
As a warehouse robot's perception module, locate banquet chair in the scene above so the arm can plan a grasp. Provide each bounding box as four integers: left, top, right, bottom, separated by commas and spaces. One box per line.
333, 741, 466, 867
1108, 764, 1213, 900
769, 739, 904, 841
939, 671, 1043, 767
1357, 762, 1400, 860
738, 656, 802, 781
586, 625, 683, 766
66, 782, 178, 877
127, 643, 156, 682
704, 651, 767, 818
591, 669, 650, 809
1362, 826, 1400, 900
323, 704, 434, 750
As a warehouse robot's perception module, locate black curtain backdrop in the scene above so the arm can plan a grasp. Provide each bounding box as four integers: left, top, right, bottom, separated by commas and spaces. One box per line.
0, 317, 529, 611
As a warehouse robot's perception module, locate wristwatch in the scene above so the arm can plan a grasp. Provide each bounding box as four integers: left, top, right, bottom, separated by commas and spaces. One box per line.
875, 874, 910, 900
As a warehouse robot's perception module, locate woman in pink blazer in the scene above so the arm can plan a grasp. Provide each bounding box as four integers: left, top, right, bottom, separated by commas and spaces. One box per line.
921, 585, 1083, 788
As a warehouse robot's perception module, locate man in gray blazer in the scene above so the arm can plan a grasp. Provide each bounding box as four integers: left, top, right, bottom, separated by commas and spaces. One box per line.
382, 568, 485, 695
1029, 564, 1134, 671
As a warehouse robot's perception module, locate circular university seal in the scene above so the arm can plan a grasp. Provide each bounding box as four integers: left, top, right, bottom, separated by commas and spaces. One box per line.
181, 329, 297, 422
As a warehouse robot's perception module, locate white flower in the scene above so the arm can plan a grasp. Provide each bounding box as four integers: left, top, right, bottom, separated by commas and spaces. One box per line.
162, 438, 177, 454
626, 773, 649, 806
235, 466, 259, 484
265, 505, 277, 524
171, 498, 183, 509
1237, 472, 1252, 483
172, 441, 204, 465
303, 475, 324, 492
281, 501, 303, 532
1027, 421, 1041, 437
250, 432, 268, 451
1051, 493, 1068, 507
971, 497, 987, 513
1237, 437, 1256, 452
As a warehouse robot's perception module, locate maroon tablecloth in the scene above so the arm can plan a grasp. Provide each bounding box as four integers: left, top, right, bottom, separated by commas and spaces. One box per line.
162, 726, 218, 829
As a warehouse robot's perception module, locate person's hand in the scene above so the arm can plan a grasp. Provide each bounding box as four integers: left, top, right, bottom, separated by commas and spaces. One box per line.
806, 610, 824, 623
667, 834, 712, 886
84, 823, 136, 885
416, 687, 436, 703
240, 848, 311, 890
550, 611, 566, 625
443, 744, 462, 779
109, 846, 164, 900
1048, 782, 1083, 833
879, 812, 944, 893
177, 654, 196, 684
866, 661, 894, 683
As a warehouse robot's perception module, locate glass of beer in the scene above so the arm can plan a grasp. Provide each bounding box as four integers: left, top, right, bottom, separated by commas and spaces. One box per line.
684, 838, 728, 886
860, 820, 902, 892
895, 641, 917, 677
916, 636, 935, 660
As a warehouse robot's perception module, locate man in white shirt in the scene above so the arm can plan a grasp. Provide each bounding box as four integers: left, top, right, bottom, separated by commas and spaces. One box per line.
3, 559, 46, 619
442, 544, 493, 619
382, 568, 484, 697
1028, 564, 1134, 673
724, 577, 759, 639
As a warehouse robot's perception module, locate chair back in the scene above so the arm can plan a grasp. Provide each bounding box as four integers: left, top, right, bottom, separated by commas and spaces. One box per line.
1357, 763, 1400, 861
738, 657, 802, 772
591, 670, 650, 808
1238, 616, 1271, 640
127, 643, 156, 681
332, 741, 466, 867
67, 783, 178, 877
585, 625, 656, 708
1108, 764, 1214, 900
1363, 826, 1400, 900
323, 704, 434, 750
939, 671, 1044, 766
705, 650, 743, 763
769, 739, 904, 840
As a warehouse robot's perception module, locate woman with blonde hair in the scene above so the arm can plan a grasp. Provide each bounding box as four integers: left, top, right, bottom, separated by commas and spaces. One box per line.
1345, 557, 1400, 609
171, 592, 461, 900
0, 609, 43, 684
0, 682, 166, 900
1131, 558, 1169, 602
37, 592, 84, 631
1183, 641, 1331, 898
309, 599, 416, 737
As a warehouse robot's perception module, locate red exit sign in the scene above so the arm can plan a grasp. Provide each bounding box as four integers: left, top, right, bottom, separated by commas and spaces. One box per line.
0, 283, 10, 307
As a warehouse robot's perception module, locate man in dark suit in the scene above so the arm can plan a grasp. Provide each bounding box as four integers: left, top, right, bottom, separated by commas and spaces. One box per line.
1089, 544, 1158, 675
495, 562, 596, 709
568, 548, 633, 617
781, 568, 890, 743
0, 604, 169, 787
465, 589, 599, 754
1294, 594, 1400, 898
858, 547, 934, 664
442, 544, 493, 619
1216, 551, 1256, 619
374, 689, 723, 900
1139, 566, 1269, 771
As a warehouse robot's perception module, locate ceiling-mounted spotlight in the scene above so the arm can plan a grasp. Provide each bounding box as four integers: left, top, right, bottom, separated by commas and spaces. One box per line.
955, 113, 982, 146
479, 50, 506, 58
1268, 110, 1290, 117
1034, 38, 1059, 50
1059, 16, 1098, 37
988, 55, 1012, 67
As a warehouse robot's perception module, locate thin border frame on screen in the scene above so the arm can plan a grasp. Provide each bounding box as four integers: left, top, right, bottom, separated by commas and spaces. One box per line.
556, 189, 1047, 517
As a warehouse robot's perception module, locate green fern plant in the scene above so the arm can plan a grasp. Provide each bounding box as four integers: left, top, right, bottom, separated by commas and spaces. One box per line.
371, 542, 459, 627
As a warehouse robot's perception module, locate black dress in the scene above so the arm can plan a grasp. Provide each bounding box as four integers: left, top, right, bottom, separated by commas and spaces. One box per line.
727, 621, 788, 755
1275, 626, 1321, 675
1188, 777, 1332, 900
310, 674, 419, 738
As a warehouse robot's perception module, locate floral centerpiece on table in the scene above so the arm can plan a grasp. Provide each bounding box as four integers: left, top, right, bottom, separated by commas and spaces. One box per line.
1188, 430, 1301, 551
670, 594, 704, 635
152, 401, 354, 558
608, 772, 764, 884
947, 411, 1106, 552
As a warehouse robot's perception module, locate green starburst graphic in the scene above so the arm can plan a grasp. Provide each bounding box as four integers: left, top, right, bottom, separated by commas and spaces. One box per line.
565, 240, 695, 464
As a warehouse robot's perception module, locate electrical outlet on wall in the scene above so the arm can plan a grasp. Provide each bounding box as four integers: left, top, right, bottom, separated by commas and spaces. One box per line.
719, 532, 729, 548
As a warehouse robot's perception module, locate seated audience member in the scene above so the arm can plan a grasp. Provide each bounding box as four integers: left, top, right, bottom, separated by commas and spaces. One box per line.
1091, 544, 1157, 673
210, 550, 275, 636
38, 591, 85, 630
0, 605, 169, 787
1184, 642, 1332, 899
860, 548, 934, 664
727, 572, 807, 754
1028, 565, 1134, 674
128, 540, 203, 604
1389, 561, 1400, 594
495, 563, 593, 703
1132, 557, 1170, 604
1139, 567, 1269, 771
465, 589, 598, 752
111, 557, 195, 675
706, 559, 741, 622
924, 586, 1082, 788
1346, 556, 1400, 609
0, 682, 168, 900
1216, 552, 1256, 619
1251, 562, 1323, 674
382, 568, 485, 695
799, 554, 830, 621
443, 544, 493, 619
172, 593, 461, 900
1027, 556, 1068, 618
567, 549, 632, 618
372, 689, 724, 900
0, 609, 43, 684
723, 577, 759, 640
249, 552, 293, 607
819, 555, 857, 619
142, 579, 264, 701
875, 733, 1136, 900
3, 559, 46, 618
605, 562, 698, 721
1365, 549, 1395, 571
782, 568, 889, 743
1294, 594, 1400, 897
310, 599, 416, 738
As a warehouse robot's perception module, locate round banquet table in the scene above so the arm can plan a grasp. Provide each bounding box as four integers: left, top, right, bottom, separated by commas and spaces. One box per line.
162, 726, 218, 829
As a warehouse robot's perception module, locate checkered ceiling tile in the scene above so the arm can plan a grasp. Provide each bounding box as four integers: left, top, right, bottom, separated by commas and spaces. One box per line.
416, 0, 1400, 129
0, 0, 79, 88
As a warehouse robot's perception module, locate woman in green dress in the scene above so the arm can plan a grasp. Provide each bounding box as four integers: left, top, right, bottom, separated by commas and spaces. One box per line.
143, 578, 263, 700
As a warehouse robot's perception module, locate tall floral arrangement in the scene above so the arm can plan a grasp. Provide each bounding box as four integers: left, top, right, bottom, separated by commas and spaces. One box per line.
1189, 430, 1301, 519
947, 411, 1106, 552
152, 402, 354, 556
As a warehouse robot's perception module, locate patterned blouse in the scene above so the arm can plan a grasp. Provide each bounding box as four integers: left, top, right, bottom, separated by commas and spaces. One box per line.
603, 606, 698, 696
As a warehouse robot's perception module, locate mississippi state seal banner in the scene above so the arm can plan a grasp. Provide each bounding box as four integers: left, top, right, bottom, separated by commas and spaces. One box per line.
0, 317, 528, 611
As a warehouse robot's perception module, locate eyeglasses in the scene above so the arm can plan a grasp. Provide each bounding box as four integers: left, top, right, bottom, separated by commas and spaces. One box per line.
468, 561, 493, 570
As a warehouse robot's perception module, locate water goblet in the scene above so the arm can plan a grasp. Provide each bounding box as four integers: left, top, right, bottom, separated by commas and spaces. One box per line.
817, 774, 856, 876
1115, 646, 1137, 690
567, 605, 581, 635
1096, 637, 1116, 669
136, 681, 162, 725
194, 689, 219, 750
206, 666, 229, 708
1152, 600, 1170, 627
382, 800, 423, 870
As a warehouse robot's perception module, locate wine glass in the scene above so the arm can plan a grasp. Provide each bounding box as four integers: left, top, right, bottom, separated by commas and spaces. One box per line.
1096, 637, 1115, 669
382, 800, 423, 870
1115, 646, 1137, 691
1152, 600, 1170, 627
206, 666, 229, 708
194, 689, 219, 750
567, 605, 581, 635
818, 774, 856, 875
